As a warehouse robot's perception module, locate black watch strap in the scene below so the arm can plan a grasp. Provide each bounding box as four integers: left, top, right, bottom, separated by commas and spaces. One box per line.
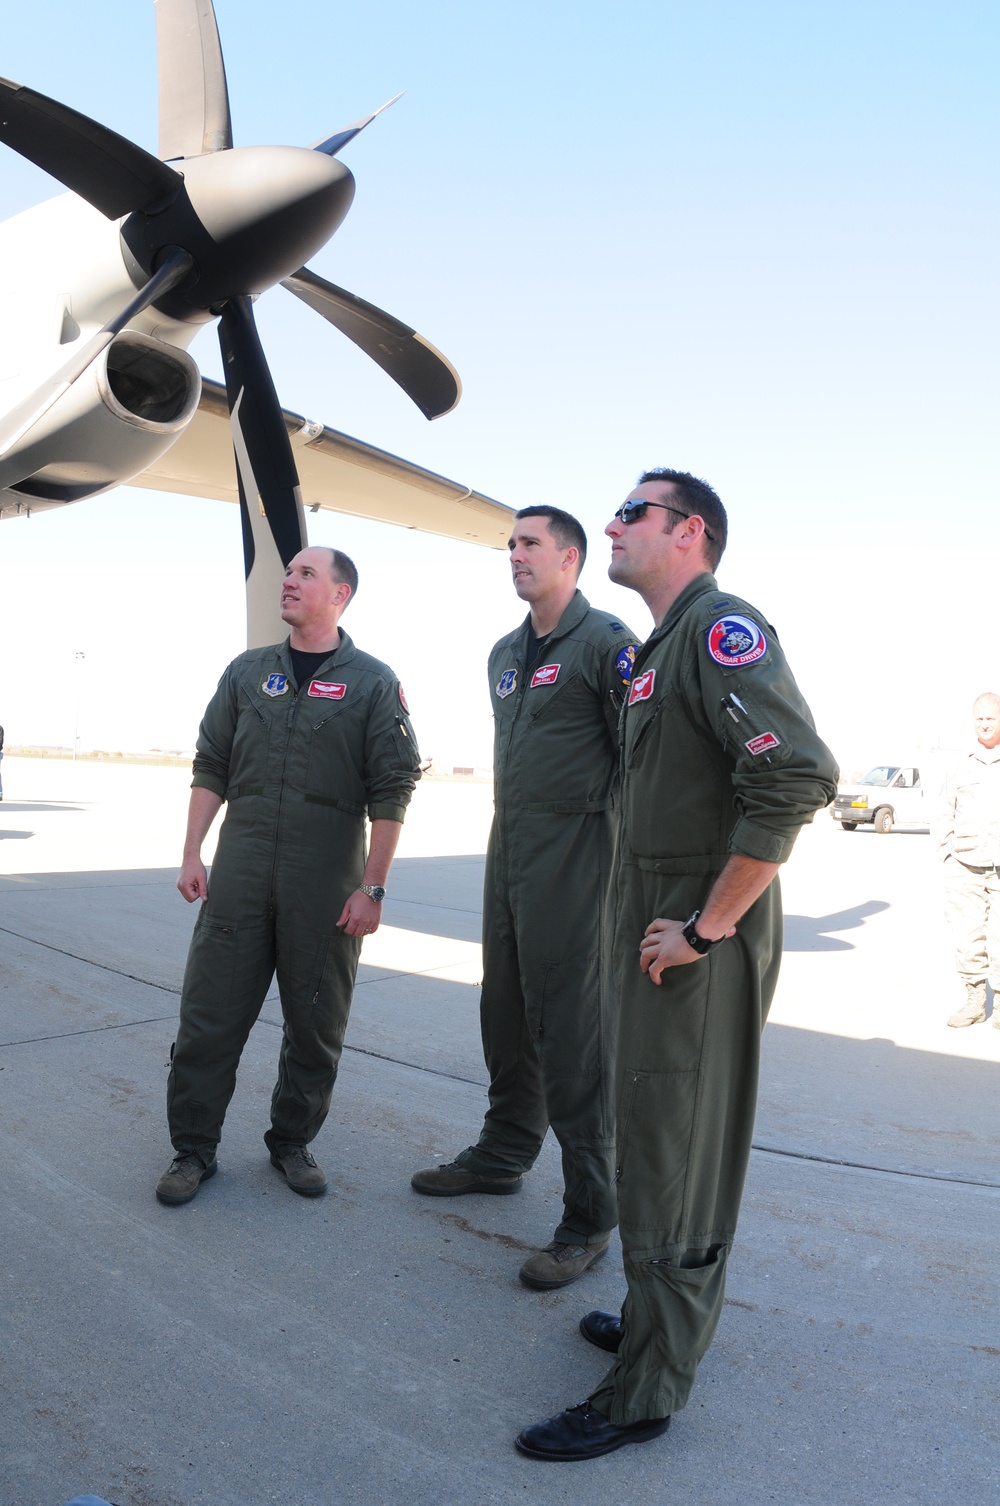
681, 910, 725, 955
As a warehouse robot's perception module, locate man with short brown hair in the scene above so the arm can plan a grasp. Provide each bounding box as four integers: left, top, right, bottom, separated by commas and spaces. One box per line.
516, 471, 837, 1461
157, 546, 420, 1205
412, 507, 639, 1290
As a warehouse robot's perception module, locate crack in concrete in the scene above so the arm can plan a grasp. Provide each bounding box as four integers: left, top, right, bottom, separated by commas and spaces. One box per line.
5, 921, 1000, 1194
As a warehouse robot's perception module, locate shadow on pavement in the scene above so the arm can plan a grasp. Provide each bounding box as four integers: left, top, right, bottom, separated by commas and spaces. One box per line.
0, 801, 87, 813
3, 851, 1000, 1503
783, 898, 890, 951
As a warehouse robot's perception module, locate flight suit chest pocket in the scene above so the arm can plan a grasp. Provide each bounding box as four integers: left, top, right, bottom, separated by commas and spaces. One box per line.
309, 703, 349, 732
227, 692, 276, 781
303, 699, 365, 797
625, 689, 671, 768
526, 670, 582, 721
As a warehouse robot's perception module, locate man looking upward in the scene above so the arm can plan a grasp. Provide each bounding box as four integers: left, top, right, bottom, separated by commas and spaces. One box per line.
516, 471, 837, 1460
156, 546, 420, 1205
412, 506, 639, 1290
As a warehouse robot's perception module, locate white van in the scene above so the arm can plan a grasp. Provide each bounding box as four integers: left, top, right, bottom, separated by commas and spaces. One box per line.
830, 766, 926, 834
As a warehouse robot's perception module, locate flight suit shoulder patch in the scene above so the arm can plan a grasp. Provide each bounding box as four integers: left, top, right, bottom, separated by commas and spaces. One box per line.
705, 612, 768, 669
615, 644, 637, 687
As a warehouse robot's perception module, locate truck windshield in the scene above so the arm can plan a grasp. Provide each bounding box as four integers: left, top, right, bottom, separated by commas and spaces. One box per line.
859, 767, 899, 786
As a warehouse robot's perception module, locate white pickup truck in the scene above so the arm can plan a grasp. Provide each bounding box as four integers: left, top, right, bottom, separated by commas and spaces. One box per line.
830, 765, 927, 834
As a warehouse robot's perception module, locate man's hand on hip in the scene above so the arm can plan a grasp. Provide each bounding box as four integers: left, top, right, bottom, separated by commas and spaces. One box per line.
639, 917, 735, 984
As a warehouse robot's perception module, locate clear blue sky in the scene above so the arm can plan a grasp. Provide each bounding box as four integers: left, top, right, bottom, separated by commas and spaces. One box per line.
0, 1, 996, 769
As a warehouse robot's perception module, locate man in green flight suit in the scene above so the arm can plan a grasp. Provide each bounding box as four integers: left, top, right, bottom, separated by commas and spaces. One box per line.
156, 545, 421, 1206
516, 470, 838, 1460
412, 506, 640, 1288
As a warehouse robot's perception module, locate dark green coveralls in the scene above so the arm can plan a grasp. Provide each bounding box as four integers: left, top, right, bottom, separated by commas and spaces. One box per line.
457, 591, 639, 1245
167, 633, 420, 1158
589, 573, 838, 1422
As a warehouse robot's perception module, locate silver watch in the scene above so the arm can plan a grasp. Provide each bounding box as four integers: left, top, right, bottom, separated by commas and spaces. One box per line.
359, 884, 386, 903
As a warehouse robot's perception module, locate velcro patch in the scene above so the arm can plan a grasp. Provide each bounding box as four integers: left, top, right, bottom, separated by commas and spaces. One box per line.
707, 614, 767, 668
746, 731, 781, 755
628, 669, 656, 705
530, 663, 561, 687
616, 645, 636, 686
398, 683, 410, 712
308, 680, 347, 700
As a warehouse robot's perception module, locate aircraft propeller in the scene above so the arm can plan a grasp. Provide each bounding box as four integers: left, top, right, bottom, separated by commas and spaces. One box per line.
0, 0, 462, 644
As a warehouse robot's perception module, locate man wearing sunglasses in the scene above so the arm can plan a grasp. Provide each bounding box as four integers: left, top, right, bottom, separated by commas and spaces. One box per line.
412, 505, 639, 1291
516, 470, 838, 1461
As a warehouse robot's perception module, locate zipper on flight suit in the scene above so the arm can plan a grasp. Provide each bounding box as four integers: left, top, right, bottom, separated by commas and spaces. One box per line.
613, 1069, 641, 1182
267, 676, 310, 903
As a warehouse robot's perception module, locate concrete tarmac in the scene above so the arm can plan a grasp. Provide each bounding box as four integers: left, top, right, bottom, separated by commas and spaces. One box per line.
1, 757, 998, 1506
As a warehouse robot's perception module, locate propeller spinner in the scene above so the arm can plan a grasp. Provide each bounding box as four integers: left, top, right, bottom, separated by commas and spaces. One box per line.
0, 0, 462, 646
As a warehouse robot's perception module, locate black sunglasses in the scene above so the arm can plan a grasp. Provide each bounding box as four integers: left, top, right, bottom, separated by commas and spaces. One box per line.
613, 499, 716, 542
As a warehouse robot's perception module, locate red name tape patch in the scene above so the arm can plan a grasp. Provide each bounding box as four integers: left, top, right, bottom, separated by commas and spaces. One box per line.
308, 680, 347, 700
530, 663, 561, 687
746, 731, 780, 755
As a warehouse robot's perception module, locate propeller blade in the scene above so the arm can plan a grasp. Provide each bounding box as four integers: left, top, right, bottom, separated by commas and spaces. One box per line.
281, 267, 461, 420
0, 248, 193, 460
0, 75, 183, 218
155, 0, 233, 159
218, 296, 308, 647
310, 93, 403, 158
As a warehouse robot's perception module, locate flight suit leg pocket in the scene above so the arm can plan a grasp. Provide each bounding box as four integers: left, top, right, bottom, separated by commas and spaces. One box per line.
615, 1066, 698, 1236
181, 910, 276, 1027
636, 1243, 730, 1368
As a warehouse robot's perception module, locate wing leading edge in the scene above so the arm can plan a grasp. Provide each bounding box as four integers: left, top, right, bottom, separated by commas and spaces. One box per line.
129, 379, 513, 547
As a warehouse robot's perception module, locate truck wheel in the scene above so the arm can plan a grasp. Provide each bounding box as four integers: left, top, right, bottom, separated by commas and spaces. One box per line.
874, 808, 893, 834
841, 821, 858, 831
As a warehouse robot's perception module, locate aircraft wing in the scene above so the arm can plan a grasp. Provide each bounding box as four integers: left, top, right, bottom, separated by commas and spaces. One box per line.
129, 378, 513, 547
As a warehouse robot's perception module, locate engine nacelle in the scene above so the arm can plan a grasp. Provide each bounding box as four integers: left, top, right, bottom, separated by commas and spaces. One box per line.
0, 331, 201, 515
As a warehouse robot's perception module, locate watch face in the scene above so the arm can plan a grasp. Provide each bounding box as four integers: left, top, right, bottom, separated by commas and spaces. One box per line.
366, 885, 386, 902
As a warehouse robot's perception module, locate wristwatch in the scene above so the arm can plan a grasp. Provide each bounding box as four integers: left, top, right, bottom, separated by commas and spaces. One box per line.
681, 910, 726, 956
359, 884, 386, 903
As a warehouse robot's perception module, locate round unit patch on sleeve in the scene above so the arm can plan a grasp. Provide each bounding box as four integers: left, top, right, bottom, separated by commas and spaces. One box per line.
616, 644, 636, 687
398, 683, 410, 712
707, 614, 767, 668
